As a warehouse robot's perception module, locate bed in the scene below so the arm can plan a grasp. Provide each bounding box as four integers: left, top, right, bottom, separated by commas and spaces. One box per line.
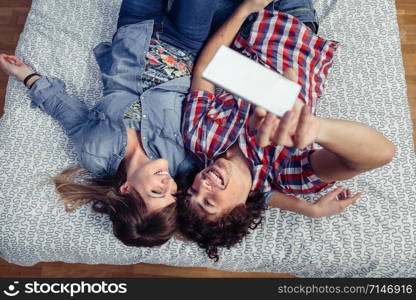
0, 0, 415, 277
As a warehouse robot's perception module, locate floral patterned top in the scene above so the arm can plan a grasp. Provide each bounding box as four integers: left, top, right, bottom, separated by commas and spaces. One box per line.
123, 38, 194, 128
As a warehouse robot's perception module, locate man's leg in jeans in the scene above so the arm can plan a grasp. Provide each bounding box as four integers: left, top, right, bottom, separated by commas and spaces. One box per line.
161, 0, 217, 56
274, 0, 319, 33
213, 0, 319, 39
117, 0, 166, 29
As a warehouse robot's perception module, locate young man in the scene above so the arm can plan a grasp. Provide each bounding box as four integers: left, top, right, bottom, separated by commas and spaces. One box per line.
177, 0, 395, 260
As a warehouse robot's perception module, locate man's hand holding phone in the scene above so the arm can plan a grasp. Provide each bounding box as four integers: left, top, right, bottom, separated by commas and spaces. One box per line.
248, 68, 321, 148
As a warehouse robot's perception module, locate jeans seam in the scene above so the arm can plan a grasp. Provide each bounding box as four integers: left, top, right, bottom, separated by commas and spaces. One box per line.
285, 8, 312, 14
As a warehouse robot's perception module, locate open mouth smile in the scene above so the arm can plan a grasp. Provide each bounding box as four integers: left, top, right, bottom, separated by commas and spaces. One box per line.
206, 167, 225, 187
154, 169, 170, 176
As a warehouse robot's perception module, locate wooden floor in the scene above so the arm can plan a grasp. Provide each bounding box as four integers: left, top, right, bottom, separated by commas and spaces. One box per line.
0, 257, 295, 278
0, 0, 30, 116
397, 0, 416, 147
0, 0, 415, 278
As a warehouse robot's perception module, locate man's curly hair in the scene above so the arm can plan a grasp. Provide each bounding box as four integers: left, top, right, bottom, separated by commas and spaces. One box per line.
175, 169, 267, 261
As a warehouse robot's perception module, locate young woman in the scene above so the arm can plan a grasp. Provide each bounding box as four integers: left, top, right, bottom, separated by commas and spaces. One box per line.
0, 0, 223, 247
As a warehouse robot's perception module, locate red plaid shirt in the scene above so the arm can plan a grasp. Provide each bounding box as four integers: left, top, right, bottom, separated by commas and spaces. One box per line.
182, 10, 338, 199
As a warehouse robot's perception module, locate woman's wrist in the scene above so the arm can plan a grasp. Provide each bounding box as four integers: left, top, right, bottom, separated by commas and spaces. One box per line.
16, 69, 35, 82
25, 74, 41, 89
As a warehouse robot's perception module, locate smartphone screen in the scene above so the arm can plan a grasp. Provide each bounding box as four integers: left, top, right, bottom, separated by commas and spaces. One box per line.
202, 46, 301, 117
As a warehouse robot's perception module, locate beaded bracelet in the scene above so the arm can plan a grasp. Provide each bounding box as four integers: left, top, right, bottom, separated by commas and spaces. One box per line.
23, 73, 41, 89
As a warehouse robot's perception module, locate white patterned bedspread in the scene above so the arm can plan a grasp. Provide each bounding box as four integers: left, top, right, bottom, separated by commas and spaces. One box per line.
0, 0, 415, 277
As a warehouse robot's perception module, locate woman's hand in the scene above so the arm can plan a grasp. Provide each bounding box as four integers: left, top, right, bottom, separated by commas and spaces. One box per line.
309, 187, 361, 218
0, 54, 34, 81
241, 0, 274, 14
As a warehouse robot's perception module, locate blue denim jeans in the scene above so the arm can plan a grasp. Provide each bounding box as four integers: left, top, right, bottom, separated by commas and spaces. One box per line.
117, 0, 217, 57
117, 0, 318, 57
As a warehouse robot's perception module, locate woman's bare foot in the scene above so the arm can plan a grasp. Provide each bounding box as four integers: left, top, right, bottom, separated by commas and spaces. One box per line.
0, 54, 35, 82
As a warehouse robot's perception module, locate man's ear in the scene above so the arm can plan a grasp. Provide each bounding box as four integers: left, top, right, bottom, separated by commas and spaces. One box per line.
119, 182, 131, 195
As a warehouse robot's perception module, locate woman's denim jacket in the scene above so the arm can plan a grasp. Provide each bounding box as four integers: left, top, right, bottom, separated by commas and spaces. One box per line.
29, 20, 194, 176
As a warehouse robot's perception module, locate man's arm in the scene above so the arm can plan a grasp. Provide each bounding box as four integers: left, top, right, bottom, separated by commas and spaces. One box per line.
251, 78, 395, 183
268, 187, 361, 218
310, 118, 396, 182
191, 0, 273, 93
268, 192, 316, 217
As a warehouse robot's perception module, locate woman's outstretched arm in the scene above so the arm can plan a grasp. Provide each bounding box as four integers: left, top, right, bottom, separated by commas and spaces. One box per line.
0, 54, 41, 88
0, 54, 89, 138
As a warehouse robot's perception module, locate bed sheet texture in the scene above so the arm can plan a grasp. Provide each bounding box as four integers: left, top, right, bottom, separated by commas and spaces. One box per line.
0, 0, 415, 277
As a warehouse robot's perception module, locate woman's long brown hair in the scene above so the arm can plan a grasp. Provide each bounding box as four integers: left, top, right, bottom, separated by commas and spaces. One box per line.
51, 165, 177, 247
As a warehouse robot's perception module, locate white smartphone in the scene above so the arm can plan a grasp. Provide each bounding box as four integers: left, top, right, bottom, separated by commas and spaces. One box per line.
202, 45, 301, 117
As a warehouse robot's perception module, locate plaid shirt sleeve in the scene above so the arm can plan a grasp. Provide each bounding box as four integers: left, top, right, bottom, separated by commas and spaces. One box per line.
273, 149, 334, 194
182, 90, 248, 160
182, 90, 212, 157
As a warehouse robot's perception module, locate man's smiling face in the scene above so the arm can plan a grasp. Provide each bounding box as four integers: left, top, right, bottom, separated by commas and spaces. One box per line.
185, 158, 252, 220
